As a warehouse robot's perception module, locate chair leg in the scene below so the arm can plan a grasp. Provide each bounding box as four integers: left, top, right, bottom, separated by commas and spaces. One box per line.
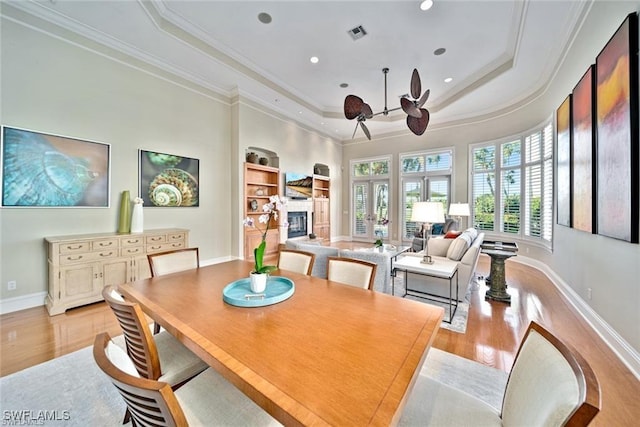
123, 408, 131, 425
153, 322, 160, 334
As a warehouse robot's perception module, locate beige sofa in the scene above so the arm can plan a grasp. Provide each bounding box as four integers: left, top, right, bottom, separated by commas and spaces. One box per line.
405, 228, 484, 301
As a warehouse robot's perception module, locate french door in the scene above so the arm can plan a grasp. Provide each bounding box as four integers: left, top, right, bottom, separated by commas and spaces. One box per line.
352, 180, 389, 241
401, 176, 450, 241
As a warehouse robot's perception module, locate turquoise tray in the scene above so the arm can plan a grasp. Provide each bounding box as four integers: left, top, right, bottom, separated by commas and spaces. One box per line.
222, 276, 295, 308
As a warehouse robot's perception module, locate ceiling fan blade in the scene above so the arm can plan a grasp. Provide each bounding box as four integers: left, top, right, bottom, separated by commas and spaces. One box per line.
410, 69, 421, 100
344, 95, 364, 120
417, 89, 430, 108
361, 103, 373, 119
351, 122, 360, 139
406, 108, 430, 136
401, 97, 422, 118
360, 121, 372, 140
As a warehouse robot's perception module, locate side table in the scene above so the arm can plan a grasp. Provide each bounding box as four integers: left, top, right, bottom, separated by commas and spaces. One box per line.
482, 248, 517, 303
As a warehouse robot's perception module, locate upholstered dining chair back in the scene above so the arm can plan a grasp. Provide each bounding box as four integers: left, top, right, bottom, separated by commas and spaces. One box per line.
102, 286, 162, 380
327, 256, 377, 290
147, 247, 200, 277
501, 321, 600, 426
93, 332, 189, 426
399, 321, 600, 426
277, 249, 316, 275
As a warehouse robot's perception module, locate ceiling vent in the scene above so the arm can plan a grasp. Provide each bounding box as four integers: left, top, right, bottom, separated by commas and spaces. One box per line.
348, 25, 367, 41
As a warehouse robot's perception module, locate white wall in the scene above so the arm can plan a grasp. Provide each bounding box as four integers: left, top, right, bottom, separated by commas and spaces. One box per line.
0, 14, 342, 308
342, 1, 640, 352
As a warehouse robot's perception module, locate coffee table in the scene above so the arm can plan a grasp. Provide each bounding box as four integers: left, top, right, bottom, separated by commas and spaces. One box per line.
392, 254, 459, 323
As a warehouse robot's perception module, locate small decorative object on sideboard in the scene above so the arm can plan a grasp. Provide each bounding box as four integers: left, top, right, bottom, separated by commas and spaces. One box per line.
243, 195, 286, 293
259, 157, 269, 166
130, 197, 144, 233
246, 152, 259, 163
250, 199, 258, 212
255, 187, 265, 196
117, 190, 131, 234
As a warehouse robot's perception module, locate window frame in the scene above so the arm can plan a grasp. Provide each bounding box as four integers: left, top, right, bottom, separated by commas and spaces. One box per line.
469, 119, 554, 250
399, 148, 454, 243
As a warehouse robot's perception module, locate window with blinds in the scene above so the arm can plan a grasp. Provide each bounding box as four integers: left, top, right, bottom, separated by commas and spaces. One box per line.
400, 149, 453, 241
470, 121, 553, 247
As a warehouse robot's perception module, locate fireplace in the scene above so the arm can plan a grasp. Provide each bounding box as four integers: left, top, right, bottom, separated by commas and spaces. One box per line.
287, 211, 308, 238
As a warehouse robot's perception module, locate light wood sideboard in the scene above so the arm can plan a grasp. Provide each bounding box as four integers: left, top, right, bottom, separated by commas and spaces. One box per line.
44, 228, 189, 315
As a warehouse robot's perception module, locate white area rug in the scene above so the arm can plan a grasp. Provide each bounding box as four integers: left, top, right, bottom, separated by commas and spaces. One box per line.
0, 340, 505, 426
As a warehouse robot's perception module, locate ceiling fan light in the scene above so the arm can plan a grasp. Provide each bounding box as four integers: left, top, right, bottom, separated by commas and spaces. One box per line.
420, 0, 434, 11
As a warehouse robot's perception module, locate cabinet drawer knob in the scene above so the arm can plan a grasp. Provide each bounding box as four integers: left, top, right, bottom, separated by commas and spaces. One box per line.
151, 245, 161, 250
67, 255, 83, 261
100, 252, 114, 257
66, 245, 83, 250
150, 237, 162, 241
99, 242, 113, 247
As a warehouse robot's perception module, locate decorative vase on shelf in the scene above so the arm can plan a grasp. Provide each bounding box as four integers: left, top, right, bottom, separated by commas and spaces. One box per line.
250, 272, 268, 293
130, 197, 144, 233
246, 152, 259, 163
117, 190, 131, 234
259, 157, 269, 166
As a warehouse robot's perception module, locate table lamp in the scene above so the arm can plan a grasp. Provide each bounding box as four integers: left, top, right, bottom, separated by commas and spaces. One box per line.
448, 202, 470, 229
411, 201, 445, 264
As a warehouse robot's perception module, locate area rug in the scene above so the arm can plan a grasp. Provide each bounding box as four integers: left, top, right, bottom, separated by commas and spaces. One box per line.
0, 341, 505, 426
389, 275, 470, 334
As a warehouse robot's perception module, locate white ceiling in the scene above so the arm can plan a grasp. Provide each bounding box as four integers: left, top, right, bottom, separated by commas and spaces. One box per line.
8, 0, 590, 142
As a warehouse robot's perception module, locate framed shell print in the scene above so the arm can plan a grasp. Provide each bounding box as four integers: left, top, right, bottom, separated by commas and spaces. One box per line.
139, 149, 199, 207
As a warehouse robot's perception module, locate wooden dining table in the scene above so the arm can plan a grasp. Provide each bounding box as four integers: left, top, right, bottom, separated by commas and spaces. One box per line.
118, 260, 444, 426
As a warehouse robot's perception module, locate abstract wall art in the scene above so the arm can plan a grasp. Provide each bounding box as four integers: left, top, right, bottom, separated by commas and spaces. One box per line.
595, 12, 639, 243
556, 95, 572, 228
1, 126, 110, 207
571, 65, 597, 234
139, 150, 199, 207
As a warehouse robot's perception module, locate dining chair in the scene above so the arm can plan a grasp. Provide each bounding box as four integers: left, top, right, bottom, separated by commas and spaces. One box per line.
93, 332, 281, 426
277, 249, 316, 275
147, 247, 200, 277
399, 321, 601, 426
101, 286, 207, 387
147, 247, 199, 333
327, 256, 377, 290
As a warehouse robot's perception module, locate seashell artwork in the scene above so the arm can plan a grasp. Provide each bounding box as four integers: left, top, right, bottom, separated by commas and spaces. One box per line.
140, 150, 199, 207
1, 126, 110, 207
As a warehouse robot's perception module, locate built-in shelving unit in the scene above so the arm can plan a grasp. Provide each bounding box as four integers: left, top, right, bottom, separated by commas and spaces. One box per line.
244, 162, 281, 262
312, 174, 330, 241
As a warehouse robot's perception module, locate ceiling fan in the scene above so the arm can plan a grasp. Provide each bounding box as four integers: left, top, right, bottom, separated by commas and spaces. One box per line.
344, 67, 431, 140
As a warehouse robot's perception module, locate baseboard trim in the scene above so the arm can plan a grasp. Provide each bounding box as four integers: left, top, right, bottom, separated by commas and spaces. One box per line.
509, 255, 640, 380
0, 292, 47, 315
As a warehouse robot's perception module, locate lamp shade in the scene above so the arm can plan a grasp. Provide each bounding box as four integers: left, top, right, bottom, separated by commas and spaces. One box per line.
411, 201, 445, 223
449, 202, 470, 217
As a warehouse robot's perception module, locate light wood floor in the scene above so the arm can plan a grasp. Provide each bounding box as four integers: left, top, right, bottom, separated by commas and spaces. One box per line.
1, 248, 639, 425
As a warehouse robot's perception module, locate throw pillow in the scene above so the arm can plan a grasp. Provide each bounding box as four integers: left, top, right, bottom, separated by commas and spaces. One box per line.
446, 233, 472, 261
444, 230, 462, 239
431, 223, 444, 235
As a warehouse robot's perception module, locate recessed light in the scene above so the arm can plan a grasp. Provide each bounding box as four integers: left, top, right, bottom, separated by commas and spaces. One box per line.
340, 83, 349, 88
420, 0, 434, 11
444, 77, 453, 83
310, 56, 319, 64
258, 12, 272, 24
434, 47, 446, 56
